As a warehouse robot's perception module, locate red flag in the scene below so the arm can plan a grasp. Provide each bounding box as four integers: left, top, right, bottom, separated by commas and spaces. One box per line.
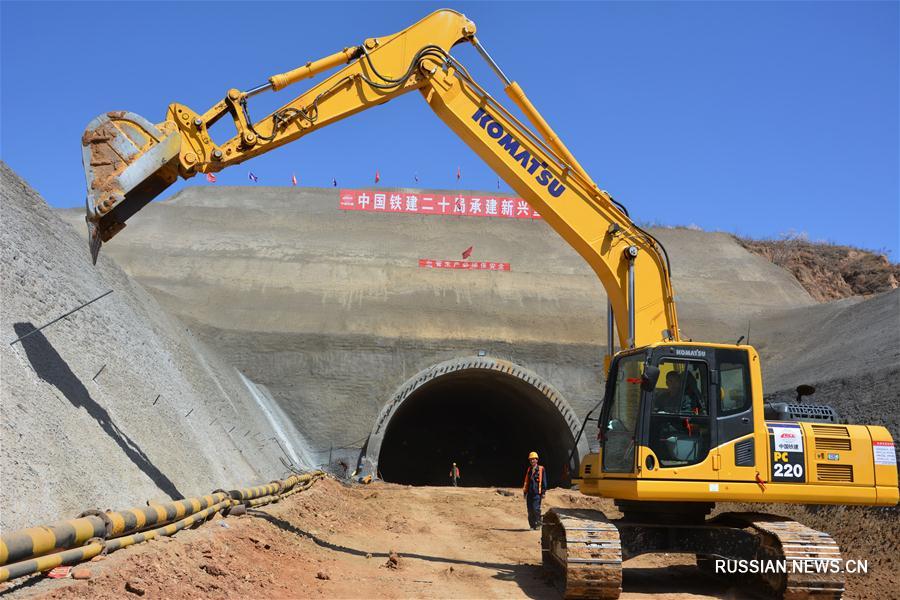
375, 170, 380, 184
462, 245, 473, 259
291, 173, 298, 186
456, 166, 461, 181
206, 172, 217, 184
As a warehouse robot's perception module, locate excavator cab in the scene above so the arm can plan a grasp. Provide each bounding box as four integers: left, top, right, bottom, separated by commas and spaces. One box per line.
580, 341, 897, 508
596, 343, 758, 486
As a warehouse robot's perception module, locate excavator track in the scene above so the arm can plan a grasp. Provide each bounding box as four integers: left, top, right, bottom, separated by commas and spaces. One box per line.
718, 513, 845, 599
542, 508, 622, 599
543, 508, 845, 599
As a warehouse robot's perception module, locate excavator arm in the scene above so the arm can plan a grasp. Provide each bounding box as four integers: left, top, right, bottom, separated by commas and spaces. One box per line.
81, 8, 679, 349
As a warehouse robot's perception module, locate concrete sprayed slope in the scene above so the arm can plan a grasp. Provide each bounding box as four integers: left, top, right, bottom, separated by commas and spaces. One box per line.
65, 185, 813, 344
0, 164, 308, 531
56, 186, 816, 462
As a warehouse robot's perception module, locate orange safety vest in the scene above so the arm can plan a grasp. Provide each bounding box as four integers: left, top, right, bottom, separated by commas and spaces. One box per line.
523, 465, 544, 494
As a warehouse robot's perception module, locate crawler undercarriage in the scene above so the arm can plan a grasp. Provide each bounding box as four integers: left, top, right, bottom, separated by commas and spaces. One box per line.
542, 503, 845, 599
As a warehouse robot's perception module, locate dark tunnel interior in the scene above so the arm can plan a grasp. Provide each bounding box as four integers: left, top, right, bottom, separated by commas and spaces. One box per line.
377, 369, 577, 488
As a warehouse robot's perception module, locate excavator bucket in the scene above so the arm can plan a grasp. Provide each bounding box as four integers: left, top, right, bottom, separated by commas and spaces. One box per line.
81, 112, 182, 264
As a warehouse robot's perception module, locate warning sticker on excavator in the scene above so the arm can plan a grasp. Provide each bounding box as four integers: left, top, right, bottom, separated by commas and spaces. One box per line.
873, 441, 896, 465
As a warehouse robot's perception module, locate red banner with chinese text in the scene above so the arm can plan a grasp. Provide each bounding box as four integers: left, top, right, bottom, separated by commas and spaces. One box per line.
339, 190, 541, 220
419, 259, 510, 271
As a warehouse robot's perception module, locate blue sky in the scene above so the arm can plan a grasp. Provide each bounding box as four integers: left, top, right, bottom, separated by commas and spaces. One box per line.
2, 1, 898, 256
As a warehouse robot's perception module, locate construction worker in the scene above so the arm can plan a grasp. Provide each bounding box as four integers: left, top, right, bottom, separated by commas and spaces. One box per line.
522, 451, 547, 529
449, 462, 461, 486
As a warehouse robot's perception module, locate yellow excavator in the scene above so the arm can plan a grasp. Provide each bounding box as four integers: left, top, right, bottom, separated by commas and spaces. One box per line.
80, 9, 897, 599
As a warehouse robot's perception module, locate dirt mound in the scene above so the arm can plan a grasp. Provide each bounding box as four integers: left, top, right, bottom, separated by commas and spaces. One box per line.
736, 235, 899, 302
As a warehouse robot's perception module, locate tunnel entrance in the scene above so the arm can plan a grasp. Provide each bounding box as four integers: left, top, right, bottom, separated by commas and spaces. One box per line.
369, 358, 586, 488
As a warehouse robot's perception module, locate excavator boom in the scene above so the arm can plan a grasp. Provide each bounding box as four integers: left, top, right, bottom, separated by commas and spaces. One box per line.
80, 8, 679, 350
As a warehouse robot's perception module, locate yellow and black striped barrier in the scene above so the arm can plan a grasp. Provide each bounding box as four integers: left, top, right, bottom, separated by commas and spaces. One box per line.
0, 470, 325, 583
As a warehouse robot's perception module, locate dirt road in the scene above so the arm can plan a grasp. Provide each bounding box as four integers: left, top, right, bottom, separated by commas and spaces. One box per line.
5, 478, 748, 599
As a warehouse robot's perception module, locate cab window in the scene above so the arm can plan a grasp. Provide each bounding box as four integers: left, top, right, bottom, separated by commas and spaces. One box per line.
719, 355, 751, 416
648, 359, 711, 468
602, 355, 643, 473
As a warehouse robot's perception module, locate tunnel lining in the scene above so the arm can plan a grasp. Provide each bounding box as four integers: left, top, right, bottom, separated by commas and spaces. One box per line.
363, 356, 590, 484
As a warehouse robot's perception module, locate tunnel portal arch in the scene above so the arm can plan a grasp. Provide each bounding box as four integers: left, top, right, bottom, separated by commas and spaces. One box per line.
364, 357, 590, 488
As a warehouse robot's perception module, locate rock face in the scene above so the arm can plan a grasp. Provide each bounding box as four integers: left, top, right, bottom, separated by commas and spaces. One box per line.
1, 164, 309, 531
58, 184, 846, 471
738, 236, 900, 302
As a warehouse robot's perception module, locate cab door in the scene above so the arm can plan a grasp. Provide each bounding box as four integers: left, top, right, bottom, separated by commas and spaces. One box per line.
712, 348, 757, 481
639, 352, 715, 480
600, 353, 644, 476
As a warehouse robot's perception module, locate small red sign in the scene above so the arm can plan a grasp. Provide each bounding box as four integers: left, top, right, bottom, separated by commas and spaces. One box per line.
418, 259, 510, 271
47, 566, 72, 579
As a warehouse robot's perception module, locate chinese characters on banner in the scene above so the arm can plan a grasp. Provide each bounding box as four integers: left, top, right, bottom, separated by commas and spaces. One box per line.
339, 190, 542, 220
419, 259, 510, 271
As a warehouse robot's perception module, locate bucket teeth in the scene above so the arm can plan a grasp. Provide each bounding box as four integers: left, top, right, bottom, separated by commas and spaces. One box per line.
86, 215, 101, 265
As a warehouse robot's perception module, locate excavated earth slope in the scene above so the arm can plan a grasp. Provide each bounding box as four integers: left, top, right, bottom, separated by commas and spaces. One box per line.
754, 289, 900, 438
0, 164, 310, 531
